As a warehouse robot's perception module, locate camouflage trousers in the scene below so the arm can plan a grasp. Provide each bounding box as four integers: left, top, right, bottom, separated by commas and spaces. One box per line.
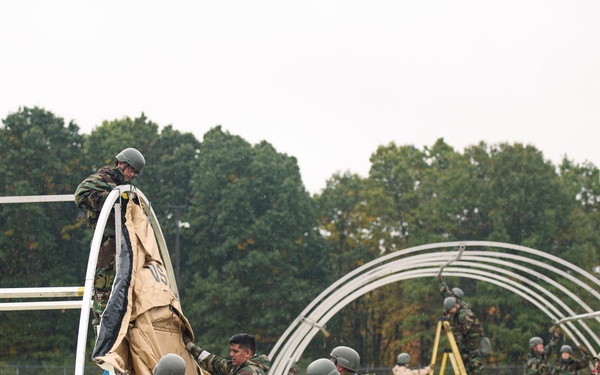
454, 336, 483, 375
91, 236, 116, 335
460, 338, 483, 375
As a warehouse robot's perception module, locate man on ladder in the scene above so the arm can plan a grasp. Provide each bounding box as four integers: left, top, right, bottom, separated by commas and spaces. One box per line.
432, 246, 488, 375
440, 297, 485, 375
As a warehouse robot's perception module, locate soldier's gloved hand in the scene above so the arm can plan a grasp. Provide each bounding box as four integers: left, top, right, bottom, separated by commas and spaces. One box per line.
578, 344, 589, 354
185, 341, 204, 359
437, 275, 444, 282
549, 324, 561, 336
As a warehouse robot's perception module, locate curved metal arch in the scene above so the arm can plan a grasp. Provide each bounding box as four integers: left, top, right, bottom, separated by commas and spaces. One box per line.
276, 264, 583, 373
268, 241, 600, 375
75, 185, 177, 374
284, 270, 567, 370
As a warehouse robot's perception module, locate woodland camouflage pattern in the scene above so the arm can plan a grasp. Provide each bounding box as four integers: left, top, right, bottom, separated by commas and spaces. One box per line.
551, 349, 591, 375
449, 305, 484, 375
526, 335, 559, 375
74, 165, 127, 234
200, 353, 271, 375
74, 164, 127, 330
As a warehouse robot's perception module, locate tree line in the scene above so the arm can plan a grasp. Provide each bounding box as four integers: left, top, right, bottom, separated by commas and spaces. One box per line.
1, 106, 600, 370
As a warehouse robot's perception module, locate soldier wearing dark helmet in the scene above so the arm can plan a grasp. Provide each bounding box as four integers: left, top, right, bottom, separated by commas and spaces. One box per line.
526, 328, 560, 375
74, 147, 145, 332
551, 344, 591, 375
75, 147, 145, 232
444, 297, 484, 375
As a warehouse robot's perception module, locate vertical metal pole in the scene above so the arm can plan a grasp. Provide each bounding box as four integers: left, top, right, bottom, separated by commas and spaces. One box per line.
175, 208, 180, 284
167, 204, 186, 285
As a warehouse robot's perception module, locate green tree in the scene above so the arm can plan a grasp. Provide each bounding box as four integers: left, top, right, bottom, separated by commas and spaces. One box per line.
143, 125, 201, 284
557, 158, 600, 266
0, 106, 86, 285
184, 126, 328, 354
484, 143, 572, 251
0, 106, 89, 364
369, 142, 429, 243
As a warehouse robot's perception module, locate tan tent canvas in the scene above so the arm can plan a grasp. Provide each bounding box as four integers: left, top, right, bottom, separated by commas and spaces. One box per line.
92, 199, 204, 375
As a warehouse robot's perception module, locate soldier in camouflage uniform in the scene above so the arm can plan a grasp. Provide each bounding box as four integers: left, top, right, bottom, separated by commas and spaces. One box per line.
186, 333, 271, 375
526, 329, 560, 375
551, 344, 591, 375
74, 147, 145, 332
444, 297, 484, 375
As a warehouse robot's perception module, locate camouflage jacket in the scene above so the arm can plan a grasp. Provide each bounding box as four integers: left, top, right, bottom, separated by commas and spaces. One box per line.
526, 335, 559, 375
74, 165, 127, 233
551, 355, 590, 375
200, 353, 271, 375
450, 306, 484, 342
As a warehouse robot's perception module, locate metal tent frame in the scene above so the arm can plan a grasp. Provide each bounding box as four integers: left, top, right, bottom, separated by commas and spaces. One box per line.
267, 241, 600, 375
0, 185, 176, 375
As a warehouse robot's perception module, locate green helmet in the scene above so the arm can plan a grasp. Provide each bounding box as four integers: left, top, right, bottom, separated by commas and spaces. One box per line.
116, 148, 145, 174
153, 353, 186, 375
451, 287, 464, 300
560, 345, 573, 354
396, 353, 411, 365
529, 337, 543, 348
307, 358, 340, 375
330, 346, 360, 372
443, 297, 458, 311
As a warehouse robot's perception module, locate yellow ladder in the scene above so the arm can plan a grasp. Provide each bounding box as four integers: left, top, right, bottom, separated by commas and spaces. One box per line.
430, 320, 468, 375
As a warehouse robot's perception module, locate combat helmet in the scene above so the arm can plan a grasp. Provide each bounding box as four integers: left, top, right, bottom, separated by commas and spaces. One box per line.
330, 346, 360, 372
451, 287, 464, 300
153, 353, 186, 375
116, 148, 145, 174
396, 353, 411, 365
529, 337, 543, 348
307, 358, 340, 375
560, 345, 573, 354
444, 297, 458, 311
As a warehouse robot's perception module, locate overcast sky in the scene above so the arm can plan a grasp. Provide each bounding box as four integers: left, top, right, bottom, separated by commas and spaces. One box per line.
1, 1, 599, 194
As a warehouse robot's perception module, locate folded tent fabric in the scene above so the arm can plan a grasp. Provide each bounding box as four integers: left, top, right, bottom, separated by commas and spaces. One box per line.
92, 199, 202, 375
